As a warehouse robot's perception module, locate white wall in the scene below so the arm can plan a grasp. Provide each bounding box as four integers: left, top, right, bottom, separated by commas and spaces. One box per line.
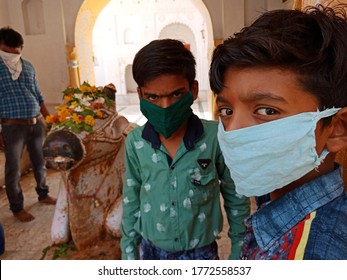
0, 0, 10, 27
1, 0, 69, 107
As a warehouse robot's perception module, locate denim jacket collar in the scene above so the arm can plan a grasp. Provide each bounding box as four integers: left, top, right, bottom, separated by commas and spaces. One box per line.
250, 166, 345, 250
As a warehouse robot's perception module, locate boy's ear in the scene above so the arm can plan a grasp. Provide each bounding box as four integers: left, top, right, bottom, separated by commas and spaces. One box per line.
137, 87, 142, 99
191, 80, 199, 100
326, 107, 347, 153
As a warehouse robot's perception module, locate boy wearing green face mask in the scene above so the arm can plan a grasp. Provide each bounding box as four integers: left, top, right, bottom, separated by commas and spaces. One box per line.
209, 5, 347, 259
120, 39, 250, 260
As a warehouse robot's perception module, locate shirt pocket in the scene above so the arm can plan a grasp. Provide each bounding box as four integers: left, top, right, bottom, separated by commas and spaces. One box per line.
187, 165, 219, 206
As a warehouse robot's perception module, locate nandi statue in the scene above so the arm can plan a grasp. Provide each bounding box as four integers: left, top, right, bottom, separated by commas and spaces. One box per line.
43, 82, 135, 257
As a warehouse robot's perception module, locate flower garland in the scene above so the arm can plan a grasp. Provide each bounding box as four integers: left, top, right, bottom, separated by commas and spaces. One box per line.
45, 82, 116, 133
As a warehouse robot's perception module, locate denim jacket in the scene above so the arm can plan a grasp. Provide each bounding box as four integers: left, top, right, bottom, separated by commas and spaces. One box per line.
241, 165, 347, 260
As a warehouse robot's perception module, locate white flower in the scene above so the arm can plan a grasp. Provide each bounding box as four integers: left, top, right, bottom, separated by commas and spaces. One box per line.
200, 143, 207, 152
134, 141, 144, 149
74, 106, 83, 112
123, 196, 129, 204
189, 168, 201, 181
134, 211, 141, 218
143, 203, 151, 213
156, 223, 165, 232
189, 239, 199, 248
183, 198, 191, 209
80, 98, 91, 107
143, 183, 151, 192
160, 204, 168, 212
170, 208, 177, 217
198, 212, 206, 222
127, 179, 136, 187
152, 153, 161, 163
125, 245, 134, 253
74, 93, 83, 100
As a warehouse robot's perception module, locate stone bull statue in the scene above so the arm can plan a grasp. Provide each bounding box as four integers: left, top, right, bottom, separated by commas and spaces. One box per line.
42, 83, 136, 257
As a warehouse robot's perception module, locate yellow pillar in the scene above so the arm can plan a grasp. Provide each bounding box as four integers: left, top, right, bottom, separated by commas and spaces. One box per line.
66, 45, 81, 88
293, 0, 302, 10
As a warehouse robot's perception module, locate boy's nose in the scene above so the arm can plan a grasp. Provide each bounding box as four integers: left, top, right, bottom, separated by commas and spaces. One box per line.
223, 114, 249, 131
160, 97, 172, 108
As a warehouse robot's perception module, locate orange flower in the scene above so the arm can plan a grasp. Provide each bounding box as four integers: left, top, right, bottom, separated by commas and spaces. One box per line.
64, 95, 73, 102
58, 110, 70, 122
45, 115, 56, 124
95, 110, 103, 118
84, 115, 95, 126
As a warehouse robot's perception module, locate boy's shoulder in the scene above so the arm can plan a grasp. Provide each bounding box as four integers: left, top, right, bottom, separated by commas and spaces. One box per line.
305, 191, 347, 259
126, 124, 144, 141
199, 118, 218, 130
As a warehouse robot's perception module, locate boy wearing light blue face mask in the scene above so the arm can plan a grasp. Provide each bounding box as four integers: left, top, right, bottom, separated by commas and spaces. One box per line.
209, 5, 347, 260
120, 39, 250, 260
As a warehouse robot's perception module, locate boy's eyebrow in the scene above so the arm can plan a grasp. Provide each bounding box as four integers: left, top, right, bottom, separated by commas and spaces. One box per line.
216, 92, 287, 104
143, 87, 187, 97
245, 92, 287, 103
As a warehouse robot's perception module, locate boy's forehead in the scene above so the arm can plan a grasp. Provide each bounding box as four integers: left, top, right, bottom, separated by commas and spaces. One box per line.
142, 74, 190, 95
219, 67, 320, 112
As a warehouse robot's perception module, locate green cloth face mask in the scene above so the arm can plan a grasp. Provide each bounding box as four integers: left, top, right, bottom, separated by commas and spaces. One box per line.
140, 91, 194, 138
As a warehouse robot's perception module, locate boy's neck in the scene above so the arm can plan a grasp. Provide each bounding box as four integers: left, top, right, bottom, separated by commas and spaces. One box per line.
159, 121, 188, 159
270, 154, 336, 201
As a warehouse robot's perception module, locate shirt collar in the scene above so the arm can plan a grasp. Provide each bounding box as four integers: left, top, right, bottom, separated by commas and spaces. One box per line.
250, 166, 345, 250
141, 114, 204, 150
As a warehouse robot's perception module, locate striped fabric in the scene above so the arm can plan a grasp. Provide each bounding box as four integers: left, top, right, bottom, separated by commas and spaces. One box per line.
288, 212, 317, 260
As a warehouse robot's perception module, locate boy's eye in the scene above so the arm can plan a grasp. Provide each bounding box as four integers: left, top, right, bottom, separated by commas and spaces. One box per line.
256, 107, 278, 115
147, 95, 159, 101
218, 107, 233, 116
171, 91, 184, 98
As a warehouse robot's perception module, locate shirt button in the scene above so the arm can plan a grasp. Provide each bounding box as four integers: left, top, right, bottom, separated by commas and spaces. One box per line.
174, 238, 179, 242
171, 201, 176, 206
170, 165, 175, 170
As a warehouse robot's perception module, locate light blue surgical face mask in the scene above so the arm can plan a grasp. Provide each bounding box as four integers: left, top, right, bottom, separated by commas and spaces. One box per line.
217, 108, 340, 197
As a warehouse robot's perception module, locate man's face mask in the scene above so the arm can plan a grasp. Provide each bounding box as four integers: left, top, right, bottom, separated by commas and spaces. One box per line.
140, 91, 194, 138
217, 108, 340, 197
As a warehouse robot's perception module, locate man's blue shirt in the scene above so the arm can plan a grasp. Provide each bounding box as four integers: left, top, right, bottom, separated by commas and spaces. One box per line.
0, 58, 43, 119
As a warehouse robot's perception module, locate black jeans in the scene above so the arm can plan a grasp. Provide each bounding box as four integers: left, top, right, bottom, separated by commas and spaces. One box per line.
2, 119, 49, 212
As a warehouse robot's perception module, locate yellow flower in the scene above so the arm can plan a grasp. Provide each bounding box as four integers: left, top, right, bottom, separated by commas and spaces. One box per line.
72, 113, 82, 124
84, 115, 95, 126
70, 101, 79, 108
56, 104, 69, 112
79, 85, 90, 93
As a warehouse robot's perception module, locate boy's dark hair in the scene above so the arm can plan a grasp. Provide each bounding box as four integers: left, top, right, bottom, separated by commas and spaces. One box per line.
209, 5, 347, 109
133, 39, 196, 87
0, 27, 24, 48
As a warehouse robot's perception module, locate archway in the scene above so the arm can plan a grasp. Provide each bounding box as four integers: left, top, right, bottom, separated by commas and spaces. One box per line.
75, 0, 214, 87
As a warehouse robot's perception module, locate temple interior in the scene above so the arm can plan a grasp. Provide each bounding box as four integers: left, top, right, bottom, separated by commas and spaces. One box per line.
0, 0, 346, 260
